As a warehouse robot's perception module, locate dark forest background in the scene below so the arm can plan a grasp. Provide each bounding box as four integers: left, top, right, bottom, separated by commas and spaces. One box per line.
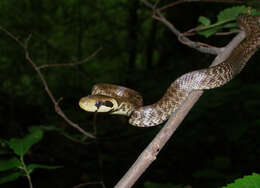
0, 0, 260, 188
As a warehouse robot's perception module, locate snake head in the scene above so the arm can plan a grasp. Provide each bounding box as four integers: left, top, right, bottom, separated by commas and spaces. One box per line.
79, 95, 118, 113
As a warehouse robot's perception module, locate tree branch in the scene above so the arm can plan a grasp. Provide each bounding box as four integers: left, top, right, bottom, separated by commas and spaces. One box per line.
159, 0, 244, 12
115, 30, 245, 188
141, 0, 223, 55
38, 47, 102, 69
115, 0, 247, 187
0, 27, 96, 139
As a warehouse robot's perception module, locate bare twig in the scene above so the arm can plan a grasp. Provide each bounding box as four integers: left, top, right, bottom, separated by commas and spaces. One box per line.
216, 30, 239, 35
74, 181, 106, 188
93, 113, 106, 188
0, 27, 95, 139
159, 0, 243, 12
38, 47, 102, 69
73, 115, 106, 188
26, 175, 33, 188
141, 0, 223, 55
182, 25, 239, 39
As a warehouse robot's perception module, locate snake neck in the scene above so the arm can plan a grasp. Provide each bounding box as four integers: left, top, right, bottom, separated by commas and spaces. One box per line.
129, 14, 260, 127
129, 84, 189, 127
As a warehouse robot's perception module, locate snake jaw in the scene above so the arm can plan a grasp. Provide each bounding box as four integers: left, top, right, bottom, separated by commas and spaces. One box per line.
79, 95, 118, 113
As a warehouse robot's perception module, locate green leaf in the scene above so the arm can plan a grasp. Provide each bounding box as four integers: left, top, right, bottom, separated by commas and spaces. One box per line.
217, 6, 249, 22
7, 128, 43, 156
222, 173, 260, 188
196, 6, 259, 37
198, 16, 211, 26
0, 157, 22, 171
27, 163, 63, 174
197, 26, 221, 38
0, 172, 23, 184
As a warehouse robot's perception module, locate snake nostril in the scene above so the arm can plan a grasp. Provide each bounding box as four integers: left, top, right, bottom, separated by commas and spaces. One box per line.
95, 101, 102, 108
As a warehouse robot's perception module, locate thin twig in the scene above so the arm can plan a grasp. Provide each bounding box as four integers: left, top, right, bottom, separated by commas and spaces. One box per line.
74, 181, 106, 188
182, 25, 239, 38
159, 0, 244, 12
0, 27, 96, 139
216, 30, 239, 35
27, 175, 33, 188
141, 0, 223, 55
92, 113, 106, 188
38, 47, 102, 69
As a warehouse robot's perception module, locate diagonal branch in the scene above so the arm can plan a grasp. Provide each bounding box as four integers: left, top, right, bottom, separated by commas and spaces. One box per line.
115, 0, 247, 187
0, 27, 96, 139
114, 31, 245, 188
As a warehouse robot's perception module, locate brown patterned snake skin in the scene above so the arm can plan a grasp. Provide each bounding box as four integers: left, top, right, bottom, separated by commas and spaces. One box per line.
79, 14, 260, 127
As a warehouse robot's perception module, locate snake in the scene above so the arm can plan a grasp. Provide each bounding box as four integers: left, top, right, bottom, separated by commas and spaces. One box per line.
79, 14, 260, 127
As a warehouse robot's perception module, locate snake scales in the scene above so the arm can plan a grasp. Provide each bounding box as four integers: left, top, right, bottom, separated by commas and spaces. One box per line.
79, 14, 260, 127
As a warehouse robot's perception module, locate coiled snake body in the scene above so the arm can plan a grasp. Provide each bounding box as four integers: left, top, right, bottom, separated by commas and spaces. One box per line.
79, 14, 260, 127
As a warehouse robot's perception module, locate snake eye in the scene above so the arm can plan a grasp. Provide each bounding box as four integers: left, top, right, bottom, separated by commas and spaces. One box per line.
104, 101, 113, 108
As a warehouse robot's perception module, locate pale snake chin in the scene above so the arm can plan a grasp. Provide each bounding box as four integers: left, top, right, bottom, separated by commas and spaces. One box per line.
79, 14, 260, 127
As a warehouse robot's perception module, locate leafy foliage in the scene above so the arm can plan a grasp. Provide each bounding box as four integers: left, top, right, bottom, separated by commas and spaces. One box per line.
0, 172, 24, 184
0, 158, 21, 171
144, 174, 260, 188
222, 173, 260, 188
197, 6, 259, 37
0, 128, 61, 185
6, 127, 43, 157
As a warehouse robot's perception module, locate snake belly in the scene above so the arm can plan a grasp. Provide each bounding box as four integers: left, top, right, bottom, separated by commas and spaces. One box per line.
79, 14, 260, 127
